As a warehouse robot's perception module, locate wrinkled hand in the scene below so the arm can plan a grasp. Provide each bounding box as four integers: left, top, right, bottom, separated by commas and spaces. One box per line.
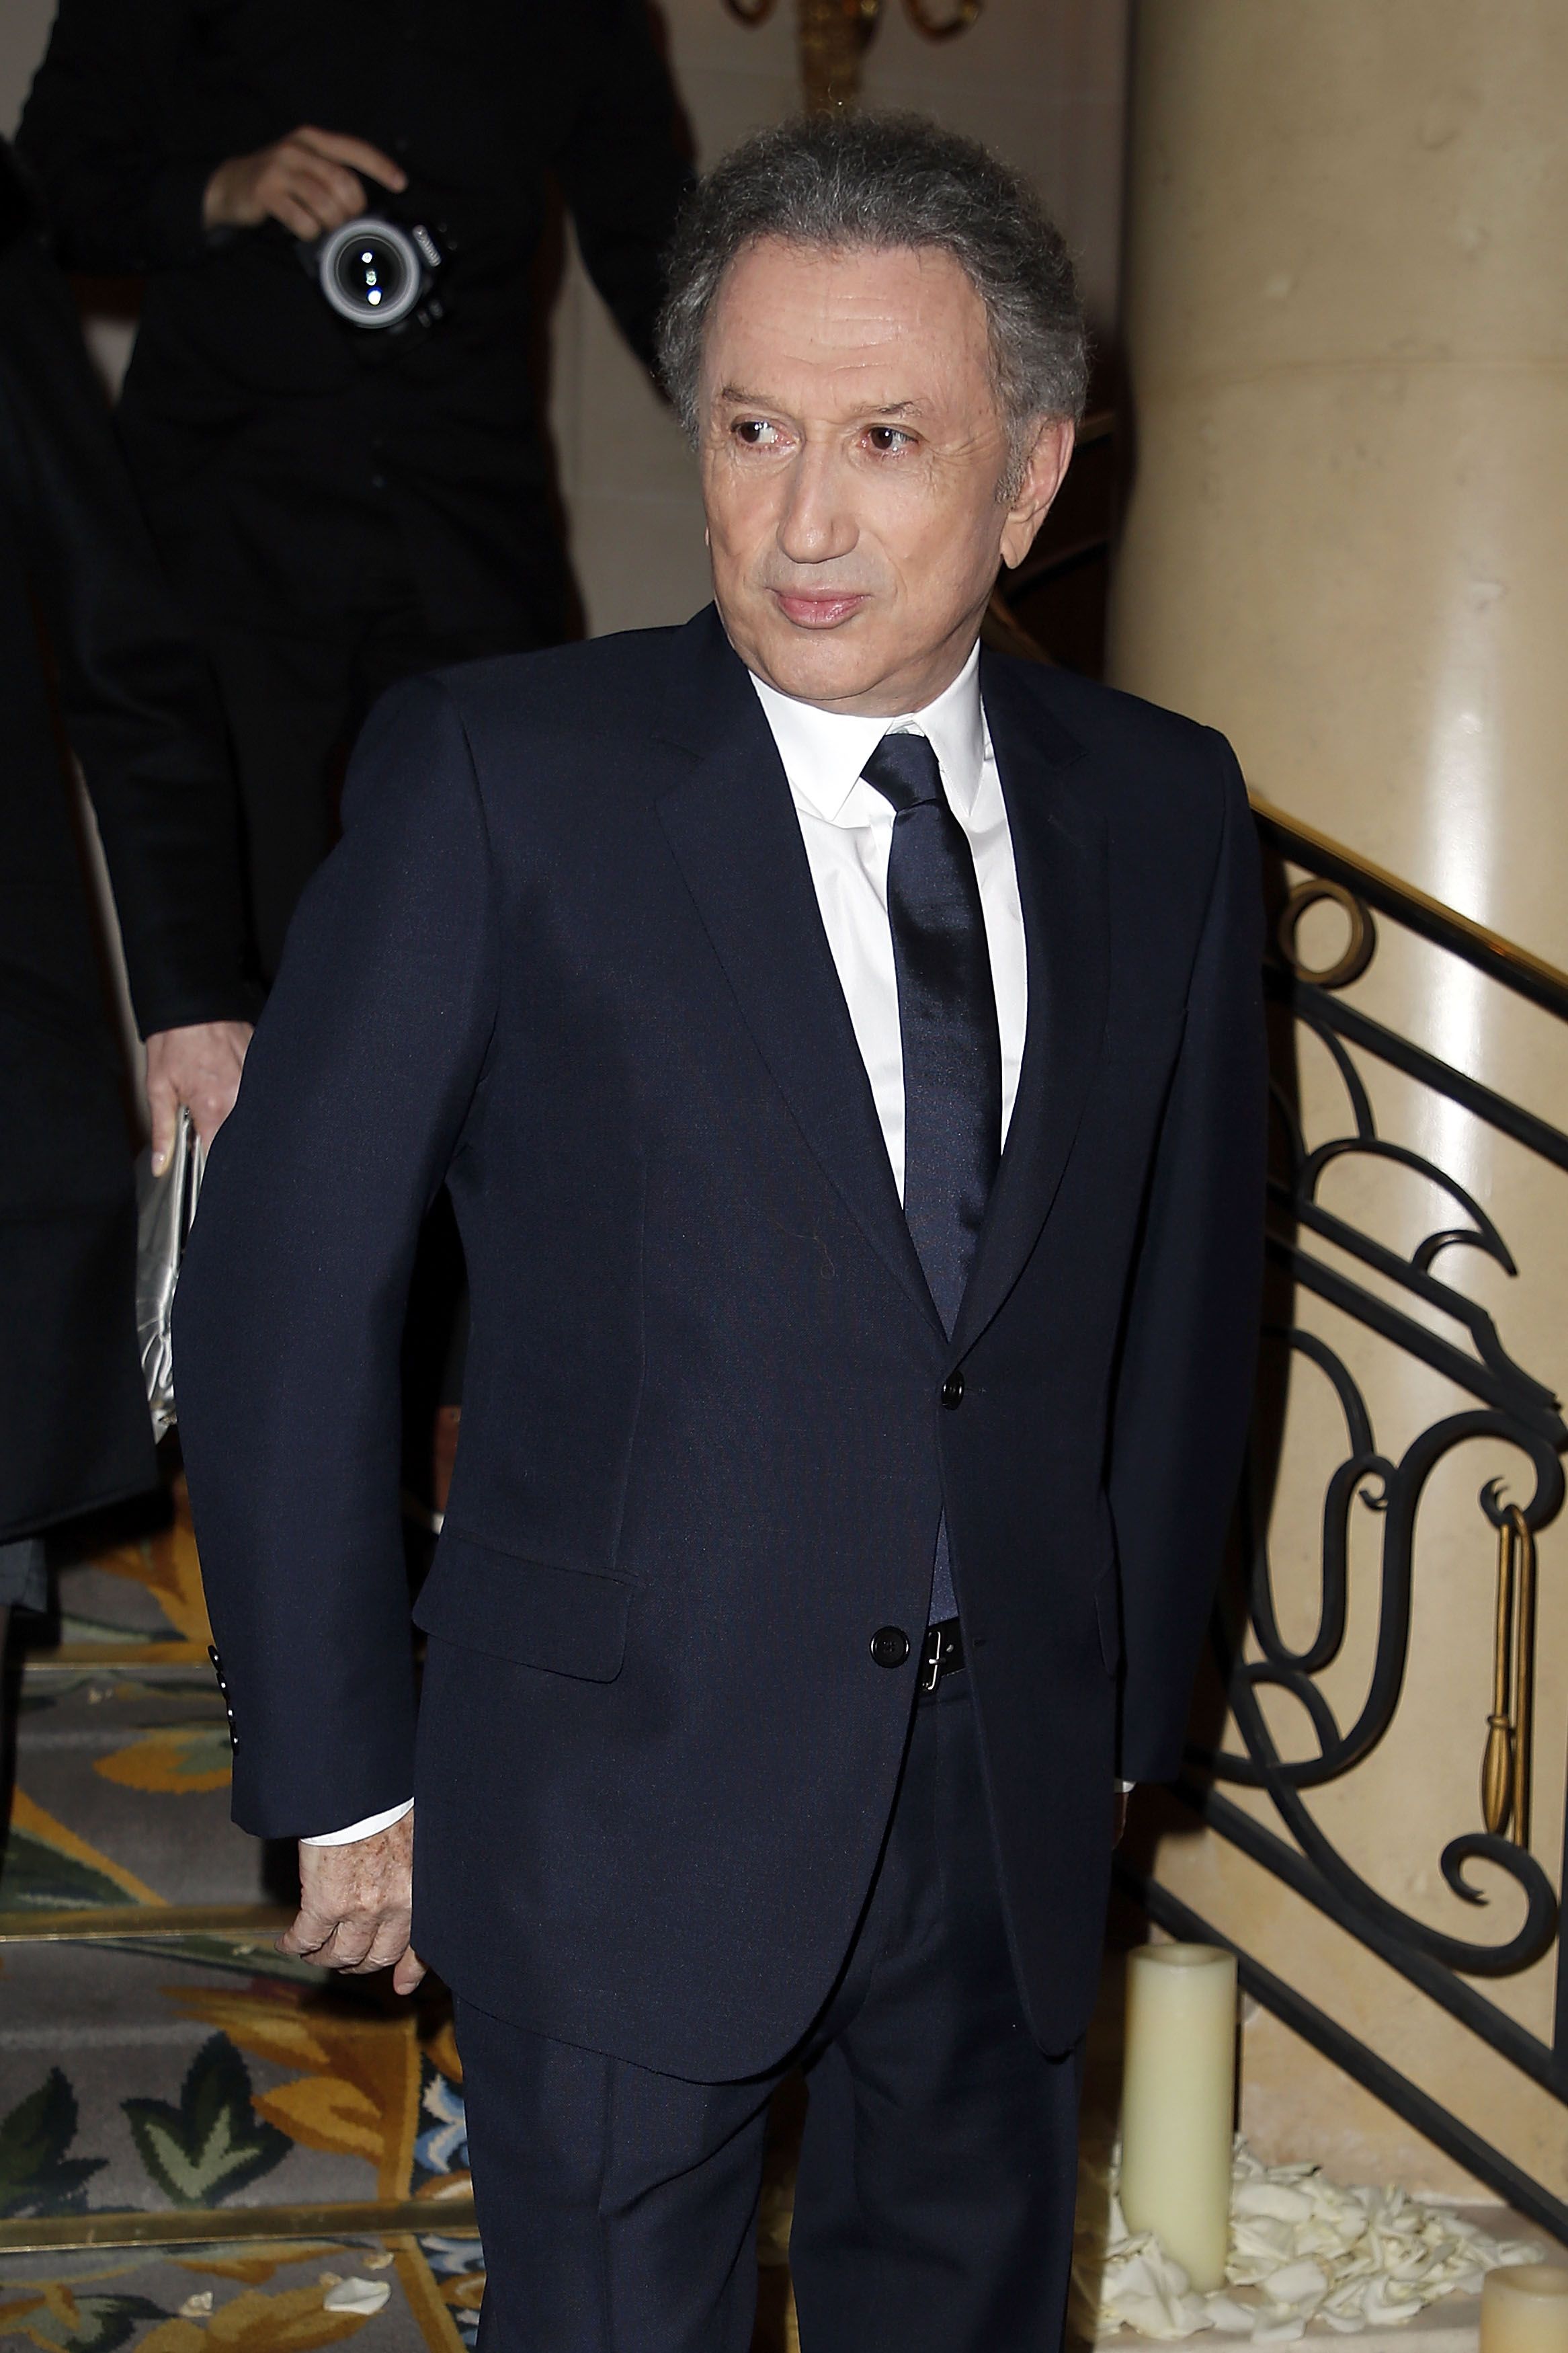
204, 126, 407, 241
1114, 1786, 1131, 1847
283, 1810, 425, 1993
145, 1020, 251, 1171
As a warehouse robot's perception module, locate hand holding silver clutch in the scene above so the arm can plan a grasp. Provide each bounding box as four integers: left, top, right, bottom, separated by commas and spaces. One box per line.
134, 1102, 204, 1438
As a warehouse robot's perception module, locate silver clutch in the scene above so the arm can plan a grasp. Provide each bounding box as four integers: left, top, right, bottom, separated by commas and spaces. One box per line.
134, 1104, 204, 1439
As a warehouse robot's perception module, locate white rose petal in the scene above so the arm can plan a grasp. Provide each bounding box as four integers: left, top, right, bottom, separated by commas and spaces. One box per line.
323, 2279, 393, 2316
1233, 2185, 1316, 2225
1262, 2262, 1329, 2306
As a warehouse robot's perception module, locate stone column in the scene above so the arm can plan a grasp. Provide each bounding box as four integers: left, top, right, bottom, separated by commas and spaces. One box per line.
1110, 0, 1568, 960
1109, 3, 1568, 2199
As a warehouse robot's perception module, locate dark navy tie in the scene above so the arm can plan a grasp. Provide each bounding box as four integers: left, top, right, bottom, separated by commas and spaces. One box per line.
863, 729, 1002, 1622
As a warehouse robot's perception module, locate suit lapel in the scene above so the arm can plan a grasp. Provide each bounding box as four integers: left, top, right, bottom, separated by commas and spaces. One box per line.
655, 612, 943, 1339
952, 653, 1110, 1355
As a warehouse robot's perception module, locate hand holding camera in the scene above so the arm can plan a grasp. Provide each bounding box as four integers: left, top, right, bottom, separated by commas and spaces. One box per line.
203, 124, 407, 242
205, 126, 449, 340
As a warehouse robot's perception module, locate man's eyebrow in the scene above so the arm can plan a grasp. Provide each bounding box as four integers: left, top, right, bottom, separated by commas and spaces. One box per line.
715, 387, 923, 418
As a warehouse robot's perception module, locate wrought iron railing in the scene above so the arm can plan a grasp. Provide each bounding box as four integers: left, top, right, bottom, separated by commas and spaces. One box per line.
1118, 796, 1568, 2239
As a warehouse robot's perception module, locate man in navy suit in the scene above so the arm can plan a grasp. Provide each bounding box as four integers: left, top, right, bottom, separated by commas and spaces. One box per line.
178, 113, 1266, 2353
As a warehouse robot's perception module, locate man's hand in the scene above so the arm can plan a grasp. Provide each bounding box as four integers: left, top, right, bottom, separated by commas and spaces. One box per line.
145, 1020, 252, 1170
282, 1810, 425, 1993
204, 128, 407, 241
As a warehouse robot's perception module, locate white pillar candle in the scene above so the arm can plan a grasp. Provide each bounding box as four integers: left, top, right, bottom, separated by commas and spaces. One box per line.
1483, 2267, 1568, 2353
1120, 1942, 1238, 2291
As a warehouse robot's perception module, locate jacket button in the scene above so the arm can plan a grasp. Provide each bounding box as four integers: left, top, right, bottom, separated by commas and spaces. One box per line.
870, 1626, 911, 1669
940, 1371, 964, 1409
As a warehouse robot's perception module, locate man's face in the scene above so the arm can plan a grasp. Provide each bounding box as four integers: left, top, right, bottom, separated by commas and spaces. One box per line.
698, 237, 1073, 716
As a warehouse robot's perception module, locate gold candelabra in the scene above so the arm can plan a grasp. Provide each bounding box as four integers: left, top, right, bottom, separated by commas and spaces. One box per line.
723, 0, 985, 115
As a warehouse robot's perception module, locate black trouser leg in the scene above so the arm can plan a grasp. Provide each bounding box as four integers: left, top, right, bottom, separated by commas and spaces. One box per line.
450, 1679, 1083, 2353
789, 1682, 1083, 2353
455, 1999, 774, 2353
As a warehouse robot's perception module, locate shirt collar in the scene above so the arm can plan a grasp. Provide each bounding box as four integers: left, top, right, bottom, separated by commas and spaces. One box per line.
748, 640, 986, 828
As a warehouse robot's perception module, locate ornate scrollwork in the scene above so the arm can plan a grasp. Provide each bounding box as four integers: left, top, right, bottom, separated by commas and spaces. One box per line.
1203, 1355, 1561, 1975
1277, 879, 1376, 990
1192, 905, 1568, 1993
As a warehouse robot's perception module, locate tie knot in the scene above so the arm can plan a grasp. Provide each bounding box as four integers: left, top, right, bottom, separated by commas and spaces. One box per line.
862, 730, 944, 815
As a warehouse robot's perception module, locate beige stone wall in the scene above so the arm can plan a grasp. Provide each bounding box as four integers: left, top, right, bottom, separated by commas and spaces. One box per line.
1111, 1, 1568, 2200
0, 0, 52, 131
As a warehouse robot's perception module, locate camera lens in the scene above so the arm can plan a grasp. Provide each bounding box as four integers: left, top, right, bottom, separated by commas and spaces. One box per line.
317, 217, 423, 329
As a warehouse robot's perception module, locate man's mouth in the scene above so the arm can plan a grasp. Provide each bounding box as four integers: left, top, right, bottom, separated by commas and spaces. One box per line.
770, 591, 870, 629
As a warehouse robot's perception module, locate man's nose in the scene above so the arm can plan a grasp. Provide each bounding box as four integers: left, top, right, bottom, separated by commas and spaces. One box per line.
776, 442, 857, 565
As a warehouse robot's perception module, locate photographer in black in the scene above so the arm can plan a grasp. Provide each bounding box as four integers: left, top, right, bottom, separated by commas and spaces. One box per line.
0, 134, 251, 1652
18, 1, 693, 979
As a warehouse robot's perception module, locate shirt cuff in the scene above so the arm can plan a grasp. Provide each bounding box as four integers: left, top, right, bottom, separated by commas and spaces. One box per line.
301, 1799, 413, 1847
1115, 1780, 1137, 1794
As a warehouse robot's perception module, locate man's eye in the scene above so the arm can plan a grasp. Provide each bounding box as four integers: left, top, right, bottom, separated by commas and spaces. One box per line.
733, 419, 782, 448
866, 426, 913, 454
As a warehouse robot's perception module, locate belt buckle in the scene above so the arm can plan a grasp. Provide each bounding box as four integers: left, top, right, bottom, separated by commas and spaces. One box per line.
920, 1621, 959, 1694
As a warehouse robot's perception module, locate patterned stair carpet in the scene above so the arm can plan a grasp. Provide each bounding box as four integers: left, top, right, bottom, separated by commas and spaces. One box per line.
5, 1486, 281, 1921
0, 2235, 485, 2353
5, 1671, 288, 1917
0, 1944, 470, 2217
1, 1485, 804, 2353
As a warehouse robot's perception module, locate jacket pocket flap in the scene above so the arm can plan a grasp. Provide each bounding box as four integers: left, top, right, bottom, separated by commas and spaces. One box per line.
414, 1531, 634, 1683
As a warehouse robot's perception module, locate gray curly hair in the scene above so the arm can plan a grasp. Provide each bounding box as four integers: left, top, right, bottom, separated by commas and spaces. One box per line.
656, 112, 1089, 501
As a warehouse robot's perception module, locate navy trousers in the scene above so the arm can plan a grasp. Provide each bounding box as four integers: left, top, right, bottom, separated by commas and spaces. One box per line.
455, 1679, 1084, 2352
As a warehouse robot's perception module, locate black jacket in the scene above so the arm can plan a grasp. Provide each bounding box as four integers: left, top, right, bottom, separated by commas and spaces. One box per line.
0, 143, 251, 1538
16, 0, 693, 637
176, 610, 1267, 2076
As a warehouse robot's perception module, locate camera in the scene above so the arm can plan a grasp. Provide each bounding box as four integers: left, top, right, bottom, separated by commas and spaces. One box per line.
307, 203, 449, 336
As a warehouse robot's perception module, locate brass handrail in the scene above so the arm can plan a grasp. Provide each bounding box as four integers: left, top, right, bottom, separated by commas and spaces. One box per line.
1251, 793, 1568, 1022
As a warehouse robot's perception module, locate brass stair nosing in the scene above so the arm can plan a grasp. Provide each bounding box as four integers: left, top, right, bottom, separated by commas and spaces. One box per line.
0, 1903, 294, 1944
20, 1646, 208, 1670
0, 2196, 479, 2258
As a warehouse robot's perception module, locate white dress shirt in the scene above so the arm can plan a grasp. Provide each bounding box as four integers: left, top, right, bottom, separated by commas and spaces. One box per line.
749, 640, 1026, 1200
307, 637, 1029, 1847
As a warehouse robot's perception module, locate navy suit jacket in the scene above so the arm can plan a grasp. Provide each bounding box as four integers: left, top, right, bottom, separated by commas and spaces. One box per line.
176, 605, 1266, 2077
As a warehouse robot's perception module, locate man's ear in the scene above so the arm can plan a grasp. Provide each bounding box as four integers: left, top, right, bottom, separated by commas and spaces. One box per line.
998, 415, 1075, 571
